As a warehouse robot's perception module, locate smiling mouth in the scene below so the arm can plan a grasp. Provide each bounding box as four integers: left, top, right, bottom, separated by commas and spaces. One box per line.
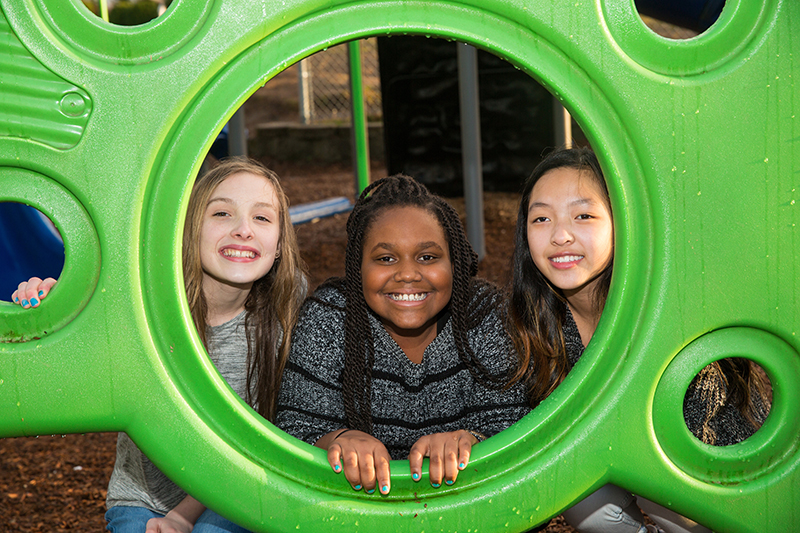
550, 254, 583, 264
222, 249, 257, 259
388, 292, 429, 302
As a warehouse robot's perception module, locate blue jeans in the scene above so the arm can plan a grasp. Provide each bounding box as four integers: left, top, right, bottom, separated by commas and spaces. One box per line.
105, 506, 251, 533
105, 506, 163, 533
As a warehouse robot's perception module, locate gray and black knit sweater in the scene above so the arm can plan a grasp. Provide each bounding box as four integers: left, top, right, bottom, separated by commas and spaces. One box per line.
275, 283, 530, 460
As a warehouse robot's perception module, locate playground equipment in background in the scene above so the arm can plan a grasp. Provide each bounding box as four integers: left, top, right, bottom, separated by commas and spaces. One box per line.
0, 1, 798, 532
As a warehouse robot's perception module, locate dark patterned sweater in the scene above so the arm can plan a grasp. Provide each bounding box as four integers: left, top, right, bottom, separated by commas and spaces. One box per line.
276, 283, 530, 460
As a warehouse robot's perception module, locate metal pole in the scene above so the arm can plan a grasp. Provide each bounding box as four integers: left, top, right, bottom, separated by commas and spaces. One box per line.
553, 97, 573, 148
348, 41, 371, 194
457, 42, 485, 260
298, 58, 313, 125
228, 107, 247, 157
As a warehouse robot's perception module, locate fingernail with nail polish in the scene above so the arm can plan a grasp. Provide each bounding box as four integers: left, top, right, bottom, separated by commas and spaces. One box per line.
354, 485, 362, 491
445, 479, 454, 485
432, 483, 441, 488
412, 472, 420, 481
30, 298, 38, 306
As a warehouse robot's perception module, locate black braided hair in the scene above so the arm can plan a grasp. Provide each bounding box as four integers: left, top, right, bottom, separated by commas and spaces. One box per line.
323, 174, 507, 433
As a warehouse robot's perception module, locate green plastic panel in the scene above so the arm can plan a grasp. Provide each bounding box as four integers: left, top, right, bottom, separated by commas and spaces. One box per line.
0, 0, 797, 531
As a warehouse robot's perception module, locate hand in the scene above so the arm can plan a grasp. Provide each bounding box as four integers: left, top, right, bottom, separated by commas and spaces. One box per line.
320, 429, 392, 494
408, 430, 477, 487
145, 512, 193, 533
11, 277, 57, 309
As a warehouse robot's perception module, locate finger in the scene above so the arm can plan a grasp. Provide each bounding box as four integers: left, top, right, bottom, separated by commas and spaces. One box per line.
457, 433, 473, 471
24, 277, 44, 308
14, 281, 30, 307
39, 277, 57, 299
340, 447, 363, 491
375, 449, 392, 494
407, 443, 426, 483
359, 452, 377, 493
327, 443, 343, 474
428, 443, 444, 488
443, 434, 467, 485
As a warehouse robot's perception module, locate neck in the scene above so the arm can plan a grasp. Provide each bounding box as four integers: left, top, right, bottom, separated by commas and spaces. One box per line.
563, 288, 600, 348
383, 322, 438, 365
203, 275, 252, 326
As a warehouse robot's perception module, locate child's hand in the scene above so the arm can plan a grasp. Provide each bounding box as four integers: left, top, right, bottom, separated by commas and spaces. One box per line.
408, 430, 478, 487
145, 514, 193, 533
318, 429, 392, 494
11, 277, 57, 309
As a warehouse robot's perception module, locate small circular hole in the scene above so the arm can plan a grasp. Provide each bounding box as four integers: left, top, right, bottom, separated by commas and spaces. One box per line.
0, 202, 64, 302
636, 0, 724, 39
683, 357, 772, 446
82, 0, 171, 26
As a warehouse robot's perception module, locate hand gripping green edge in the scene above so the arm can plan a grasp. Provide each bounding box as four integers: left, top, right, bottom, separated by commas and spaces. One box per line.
0, 0, 798, 531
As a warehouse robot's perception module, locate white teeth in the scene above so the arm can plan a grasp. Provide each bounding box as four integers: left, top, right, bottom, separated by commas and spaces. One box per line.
223, 249, 256, 259
551, 255, 583, 263
388, 293, 427, 302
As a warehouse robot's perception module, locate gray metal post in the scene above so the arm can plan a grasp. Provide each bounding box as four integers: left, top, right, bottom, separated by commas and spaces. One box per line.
298, 58, 313, 124
553, 97, 573, 148
228, 107, 247, 157
457, 42, 485, 260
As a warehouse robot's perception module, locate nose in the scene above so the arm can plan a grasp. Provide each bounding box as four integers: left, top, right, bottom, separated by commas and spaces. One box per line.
551, 222, 574, 246
393, 258, 422, 282
232, 216, 254, 240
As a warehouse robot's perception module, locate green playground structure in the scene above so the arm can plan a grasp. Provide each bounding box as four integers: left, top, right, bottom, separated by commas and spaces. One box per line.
1, 1, 798, 531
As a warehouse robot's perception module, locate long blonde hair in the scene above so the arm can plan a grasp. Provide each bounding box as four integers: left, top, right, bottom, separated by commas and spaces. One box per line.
182, 157, 306, 421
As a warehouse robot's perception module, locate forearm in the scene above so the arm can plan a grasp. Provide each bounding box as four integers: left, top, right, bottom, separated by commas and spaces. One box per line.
165, 495, 206, 527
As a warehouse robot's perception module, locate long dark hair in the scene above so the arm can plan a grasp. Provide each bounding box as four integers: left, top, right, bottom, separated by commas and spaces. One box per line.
183, 157, 306, 421
316, 174, 505, 433
507, 147, 612, 405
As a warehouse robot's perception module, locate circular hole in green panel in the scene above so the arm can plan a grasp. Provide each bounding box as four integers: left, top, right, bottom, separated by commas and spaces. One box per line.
80, 0, 170, 27
0, 169, 100, 342
30, 0, 212, 65
603, 0, 777, 76
654, 328, 800, 484
635, 1, 723, 40
139, 25, 645, 533
683, 358, 772, 447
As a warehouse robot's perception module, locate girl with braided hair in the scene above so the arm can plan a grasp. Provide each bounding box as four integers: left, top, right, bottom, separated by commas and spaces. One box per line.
507, 146, 770, 533
276, 174, 529, 495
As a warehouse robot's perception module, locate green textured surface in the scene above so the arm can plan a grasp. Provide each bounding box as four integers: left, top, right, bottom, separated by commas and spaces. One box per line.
0, 0, 797, 531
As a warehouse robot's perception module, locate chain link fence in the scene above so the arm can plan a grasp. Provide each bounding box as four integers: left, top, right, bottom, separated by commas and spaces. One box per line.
298, 38, 383, 124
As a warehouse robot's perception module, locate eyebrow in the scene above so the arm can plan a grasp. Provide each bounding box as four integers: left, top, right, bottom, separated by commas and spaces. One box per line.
369, 241, 445, 253
528, 197, 597, 211
207, 197, 276, 211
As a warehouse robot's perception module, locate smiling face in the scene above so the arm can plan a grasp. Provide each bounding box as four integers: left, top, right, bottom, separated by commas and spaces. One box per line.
199, 172, 281, 294
361, 206, 453, 351
526, 166, 613, 303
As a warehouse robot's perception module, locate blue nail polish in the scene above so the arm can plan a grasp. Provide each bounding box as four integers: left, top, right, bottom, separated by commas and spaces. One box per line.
333, 464, 341, 473
432, 483, 441, 488
13, 296, 18, 303
412, 472, 420, 481
21, 299, 29, 307
366, 487, 375, 494
381, 485, 389, 493
30, 298, 38, 306
354, 484, 362, 491
459, 462, 465, 469
38, 290, 44, 297
445, 479, 454, 485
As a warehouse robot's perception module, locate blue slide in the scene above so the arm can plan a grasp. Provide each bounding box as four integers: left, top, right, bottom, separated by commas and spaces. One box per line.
0, 203, 65, 300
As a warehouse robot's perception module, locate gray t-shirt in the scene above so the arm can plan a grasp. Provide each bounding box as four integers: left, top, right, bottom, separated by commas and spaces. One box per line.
106, 311, 250, 513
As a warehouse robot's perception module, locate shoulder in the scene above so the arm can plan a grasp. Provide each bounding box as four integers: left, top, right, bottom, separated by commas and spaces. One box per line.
291, 279, 346, 346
